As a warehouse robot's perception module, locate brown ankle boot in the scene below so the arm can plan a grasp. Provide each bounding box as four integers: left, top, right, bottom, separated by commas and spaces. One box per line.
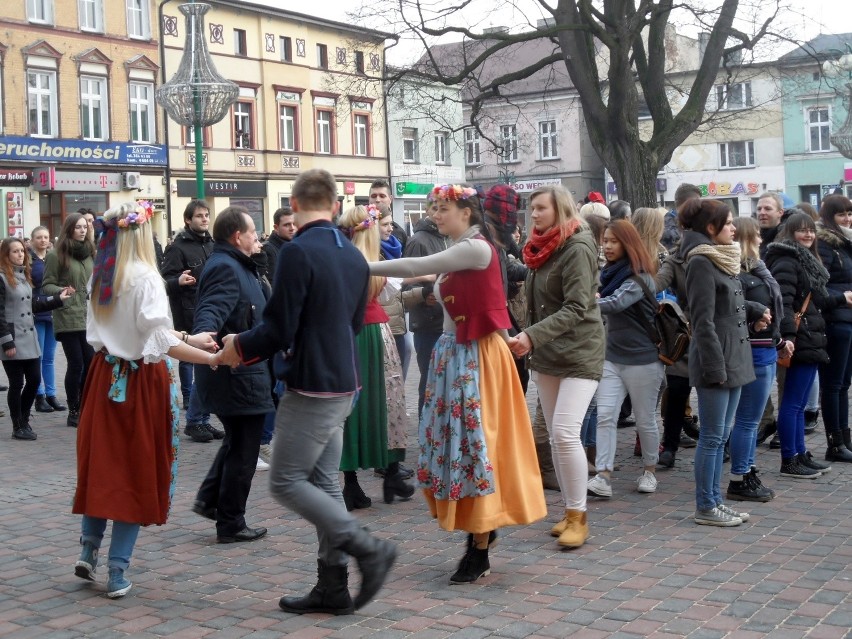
550, 510, 570, 537
557, 510, 589, 548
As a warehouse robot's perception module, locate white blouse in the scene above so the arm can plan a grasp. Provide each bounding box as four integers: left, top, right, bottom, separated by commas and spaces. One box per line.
86, 262, 180, 363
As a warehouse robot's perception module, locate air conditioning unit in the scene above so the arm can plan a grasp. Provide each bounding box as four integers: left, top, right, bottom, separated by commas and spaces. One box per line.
122, 172, 142, 190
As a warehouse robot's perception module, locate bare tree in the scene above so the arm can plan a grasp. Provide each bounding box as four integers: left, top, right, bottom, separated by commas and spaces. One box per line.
345, 0, 786, 206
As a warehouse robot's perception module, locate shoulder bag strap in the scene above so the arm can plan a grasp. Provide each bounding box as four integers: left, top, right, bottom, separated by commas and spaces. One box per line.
629, 275, 659, 345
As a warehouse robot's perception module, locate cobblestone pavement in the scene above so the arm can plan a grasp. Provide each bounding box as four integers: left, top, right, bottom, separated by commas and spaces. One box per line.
0, 355, 850, 639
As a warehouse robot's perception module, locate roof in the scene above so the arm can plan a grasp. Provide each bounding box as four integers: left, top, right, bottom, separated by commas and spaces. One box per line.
778, 32, 852, 64
212, 0, 397, 43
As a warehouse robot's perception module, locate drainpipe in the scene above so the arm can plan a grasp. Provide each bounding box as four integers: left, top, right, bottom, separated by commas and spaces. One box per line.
158, 0, 174, 233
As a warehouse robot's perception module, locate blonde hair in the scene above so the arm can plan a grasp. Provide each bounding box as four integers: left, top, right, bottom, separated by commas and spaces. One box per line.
757, 192, 784, 213
529, 185, 581, 243
578, 202, 610, 221
339, 205, 384, 299
732, 216, 760, 266
90, 202, 160, 320
631, 207, 666, 262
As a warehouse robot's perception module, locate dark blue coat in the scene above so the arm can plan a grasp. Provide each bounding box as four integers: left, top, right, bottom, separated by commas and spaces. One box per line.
192, 241, 273, 417
236, 219, 369, 394
816, 224, 852, 324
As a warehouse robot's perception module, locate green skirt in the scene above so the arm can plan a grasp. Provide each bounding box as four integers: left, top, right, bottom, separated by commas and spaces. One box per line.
340, 323, 388, 471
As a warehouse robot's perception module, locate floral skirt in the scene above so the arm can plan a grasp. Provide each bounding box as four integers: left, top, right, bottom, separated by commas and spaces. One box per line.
72, 352, 180, 526
419, 331, 547, 532
381, 322, 408, 452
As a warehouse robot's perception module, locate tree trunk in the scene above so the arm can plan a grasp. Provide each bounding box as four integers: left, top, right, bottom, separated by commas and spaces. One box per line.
601, 142, 661, 208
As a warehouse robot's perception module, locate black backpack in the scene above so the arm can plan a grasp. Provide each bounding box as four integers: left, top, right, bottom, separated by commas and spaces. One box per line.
631, 276, 691, 366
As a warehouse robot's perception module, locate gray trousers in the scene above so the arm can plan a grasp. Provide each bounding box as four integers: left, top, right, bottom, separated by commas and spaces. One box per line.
269, 390, 358, 566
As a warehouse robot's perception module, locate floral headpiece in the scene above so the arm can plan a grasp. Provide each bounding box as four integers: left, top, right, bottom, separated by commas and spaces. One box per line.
92, 202, 153, 306
352, 204, 380, 233
431, 184, 478, 202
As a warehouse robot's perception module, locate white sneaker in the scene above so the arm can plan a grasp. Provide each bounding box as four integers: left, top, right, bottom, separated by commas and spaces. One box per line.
587, 473, 612, 498
258, 443, 273, 464
256, 457, 270, 471
717, 503, 749, 522
637, 471, 658, 493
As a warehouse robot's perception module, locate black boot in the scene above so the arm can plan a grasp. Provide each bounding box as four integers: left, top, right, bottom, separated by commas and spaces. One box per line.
842, 427, 852, 453
11, 417, 36, 441
67, 402, 80, 428
342, 472, 371, 511
279, 560, 355, 615
449, 545, 490, 584
756, 419, 776, 445
804, 410, 819, 434
34, 395, 53, 413
382, 463, 414, 504
46, 396, 67, 411
825, 431, 852, 463
338, 527, 397, 609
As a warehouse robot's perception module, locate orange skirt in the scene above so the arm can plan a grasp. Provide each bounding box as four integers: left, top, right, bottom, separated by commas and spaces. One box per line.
424, 332, 547, 532
72, 352, 179, 526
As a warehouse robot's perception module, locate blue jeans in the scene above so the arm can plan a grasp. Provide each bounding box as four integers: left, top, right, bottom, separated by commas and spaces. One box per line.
185, 382, 210, 426
269, 391, 357, 566
580, 399, 597, 447
178, 361, 193, 404
821, 322, 852, 434
35, 320, 57, 396
730, 362, 776, 475
261, 380, 285, 445
806, 372, 820, 412
695, 386, 742, 511
778, 363, 818, 460
413, 330, 441, 416
80, 516, 141, 572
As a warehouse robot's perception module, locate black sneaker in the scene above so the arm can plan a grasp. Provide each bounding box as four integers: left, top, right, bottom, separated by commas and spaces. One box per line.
780, 458, 821, 479
726, 477, 772, 502
798, 452, 831, 473
658, 450, 675, 468
749, 467, 775, 499
185, 422, 213, 443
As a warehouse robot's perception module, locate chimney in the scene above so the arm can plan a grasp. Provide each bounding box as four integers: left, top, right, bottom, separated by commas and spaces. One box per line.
483, 26, 510, 35
537, 18, 555, 29
698, 32, 710, 62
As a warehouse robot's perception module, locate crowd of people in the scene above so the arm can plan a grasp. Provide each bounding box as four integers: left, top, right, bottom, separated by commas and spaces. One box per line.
4, 169, 851, 609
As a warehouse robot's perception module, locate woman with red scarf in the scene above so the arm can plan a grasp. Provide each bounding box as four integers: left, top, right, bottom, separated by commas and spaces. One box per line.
509, 185, 605, 549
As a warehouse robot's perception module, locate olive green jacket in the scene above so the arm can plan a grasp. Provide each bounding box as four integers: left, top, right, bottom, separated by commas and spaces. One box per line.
524, 229, 605, 380
42, 250, 93, 334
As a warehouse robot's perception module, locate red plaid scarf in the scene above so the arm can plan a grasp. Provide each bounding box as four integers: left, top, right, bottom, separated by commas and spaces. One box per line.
522, 220, 580, 269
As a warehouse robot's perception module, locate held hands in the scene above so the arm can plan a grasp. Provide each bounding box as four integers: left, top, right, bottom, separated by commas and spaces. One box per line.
188, 331, 218, 353
508, 332, 533, 357
178, 270, 196, 286
59, 286, 75, 301
753, 308, 772, 332
215, 334, 242, 369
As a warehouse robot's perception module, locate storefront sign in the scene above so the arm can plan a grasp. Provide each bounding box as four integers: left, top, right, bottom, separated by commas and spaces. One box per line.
0, 136, 167, 166
6, 192, 24, 238
344, 181, 356, 195
508, 178, 562, 193
176, 180, 267, 198
395, 181, 433, 196
32, 167, 121, 191
0, 169, 32, 186
697, 181, 759, 197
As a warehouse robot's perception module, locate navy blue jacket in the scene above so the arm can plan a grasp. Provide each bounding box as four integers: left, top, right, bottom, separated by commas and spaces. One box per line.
236, 219, 369, 394
29, 250, 51, 323
192, 241, 273, 416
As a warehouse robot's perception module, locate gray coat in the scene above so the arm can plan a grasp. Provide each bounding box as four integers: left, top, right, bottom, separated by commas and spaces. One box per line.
681, 231, 762, 389
0, 269, 64, 360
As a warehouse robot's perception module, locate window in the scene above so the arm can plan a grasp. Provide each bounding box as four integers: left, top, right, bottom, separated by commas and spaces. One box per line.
500, 124, 518, 163
539, 120, 558, 159
80, 76, 108, 140
233, 102, 253, 149
434, 132, 449, 164
184, 126, 211, 148
316, 110, 333, 154
355, 51, 365, 74
79, 0, 103, 31
28, 70, 58, 137
808, 107, 831, 152
126, 0, 151, 39
279, 104, 298, 151
129, 82, 154, 143
280, 36, 292, 62
27, 0, 53, 24
715, 82, 752, 110
234, 29, 247, 56
317, 44, 328, 69
354, 114, 370, 156
719, 141, 755, 168
465, 128, 481, 165
402, 127, 418, 163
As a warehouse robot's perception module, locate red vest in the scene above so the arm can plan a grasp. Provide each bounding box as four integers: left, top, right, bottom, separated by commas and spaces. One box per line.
439, 239, 511, 344
363, 297, 389, 325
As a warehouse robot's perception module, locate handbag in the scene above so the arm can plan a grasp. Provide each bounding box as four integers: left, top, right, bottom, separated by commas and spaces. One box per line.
631, 276, 691, 366
777, 293, 811, 368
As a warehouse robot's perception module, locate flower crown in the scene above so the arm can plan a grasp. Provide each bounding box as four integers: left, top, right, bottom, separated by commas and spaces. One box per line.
352, 204, 380, 233
101, 201, 153, 229
431, 184, 478, 202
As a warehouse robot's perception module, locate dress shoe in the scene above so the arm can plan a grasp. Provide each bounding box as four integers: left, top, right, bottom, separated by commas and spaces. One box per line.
217, 526, 268, 544
46, 396, 67, 411
192, 500, 217, 521
34, 395, 54, 413
205, 423, 225, 439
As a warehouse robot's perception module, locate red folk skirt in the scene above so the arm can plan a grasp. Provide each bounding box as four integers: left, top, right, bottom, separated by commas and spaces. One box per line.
72, 352, 180, 526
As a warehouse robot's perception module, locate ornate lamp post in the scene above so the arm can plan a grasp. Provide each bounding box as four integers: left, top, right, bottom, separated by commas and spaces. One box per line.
822, 44, 852, 160
156, 2, 238, 200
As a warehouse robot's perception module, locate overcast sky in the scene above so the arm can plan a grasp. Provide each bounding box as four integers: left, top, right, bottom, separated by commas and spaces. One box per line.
254, 0, 852, 64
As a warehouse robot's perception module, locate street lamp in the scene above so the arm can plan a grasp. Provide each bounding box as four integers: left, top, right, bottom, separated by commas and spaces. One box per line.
156, 2, 239, 200
822, 44, 852, 159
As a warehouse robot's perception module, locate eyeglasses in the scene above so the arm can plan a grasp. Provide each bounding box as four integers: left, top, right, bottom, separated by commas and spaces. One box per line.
794, 228, 816, 235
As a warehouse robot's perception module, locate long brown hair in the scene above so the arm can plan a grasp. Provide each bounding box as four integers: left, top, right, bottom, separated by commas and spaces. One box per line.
55, 213, 96, 273
732, 216, 760, 265
0, 238, 33, 288
606, 220, 658, 275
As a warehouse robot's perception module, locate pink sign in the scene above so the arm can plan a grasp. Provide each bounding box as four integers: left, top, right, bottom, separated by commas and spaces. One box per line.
844, 163, 852, 182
